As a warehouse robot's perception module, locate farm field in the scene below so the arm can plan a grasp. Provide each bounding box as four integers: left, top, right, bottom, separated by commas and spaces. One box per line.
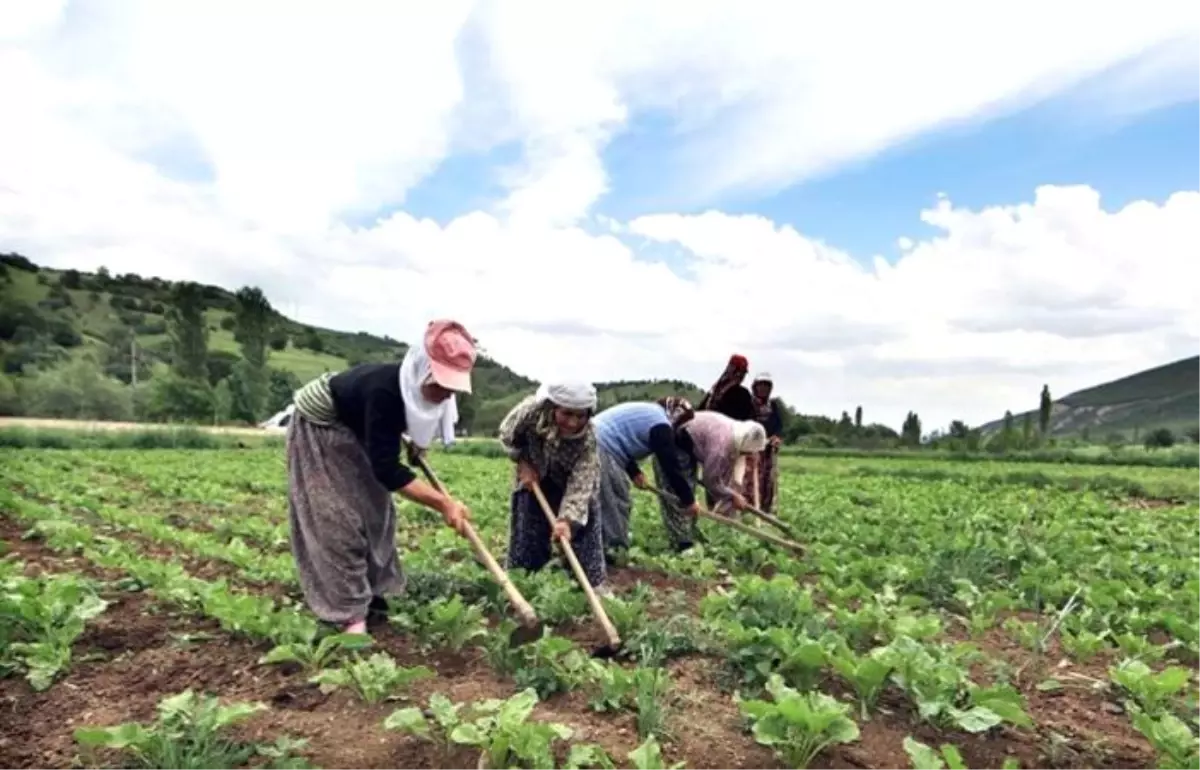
1, 448, 1197, 769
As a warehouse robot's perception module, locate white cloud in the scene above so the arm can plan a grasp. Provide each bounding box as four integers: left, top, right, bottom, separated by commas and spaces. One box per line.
0, 1, 1197, 432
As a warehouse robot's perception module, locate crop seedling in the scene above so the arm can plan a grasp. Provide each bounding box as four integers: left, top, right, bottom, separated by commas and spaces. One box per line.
586, 662, 673, 738
737, 673, 861, 769
903, 737, 1021, 770
389, 594, 489, 652
878, 637, 1031, 733
1108, 659, 1191, 717
258, 631, 374, 674
312, 652, 434, 704
628, 735, 685, 770
385, 688, 573, 769
74, 689, 309, 769
1, 570, 109, 691
1129, 707, 1200, 769
829, 645, 893, 720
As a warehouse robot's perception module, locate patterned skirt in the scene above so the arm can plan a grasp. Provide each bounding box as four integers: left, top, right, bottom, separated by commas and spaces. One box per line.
746, 446, 780, 514
286, 413, 404, 624
506, 477, 607, 588
651, 448, 701, 551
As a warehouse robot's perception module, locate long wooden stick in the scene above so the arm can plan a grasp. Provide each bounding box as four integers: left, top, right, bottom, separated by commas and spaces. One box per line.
746, 506, 798, 539
404, 441, 539, 628
645, 486, 805, 555
751, 453, 761, 510
530, 482, 621, 649
698, 506, 805, 555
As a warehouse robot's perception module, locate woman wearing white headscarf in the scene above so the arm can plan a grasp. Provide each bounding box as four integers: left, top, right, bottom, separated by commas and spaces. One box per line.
498, 381, 609, 594
286, 320, 477, 635
749, 372, 785, 513
655, 410, 766, 551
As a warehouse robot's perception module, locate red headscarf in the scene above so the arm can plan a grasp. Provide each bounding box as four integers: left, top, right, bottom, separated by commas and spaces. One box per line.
700, 354, 749, 410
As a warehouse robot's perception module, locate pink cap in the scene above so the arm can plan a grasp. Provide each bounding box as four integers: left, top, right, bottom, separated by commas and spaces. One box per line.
425, 319, 477, 393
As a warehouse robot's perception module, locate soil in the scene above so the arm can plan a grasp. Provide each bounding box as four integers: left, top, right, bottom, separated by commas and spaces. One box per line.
0, 503, 1163, 770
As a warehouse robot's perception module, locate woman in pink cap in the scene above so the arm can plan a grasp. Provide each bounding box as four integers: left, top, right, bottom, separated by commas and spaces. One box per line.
286, 319, 477, 635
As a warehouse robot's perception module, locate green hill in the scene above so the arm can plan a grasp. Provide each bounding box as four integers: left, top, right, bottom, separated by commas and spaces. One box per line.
978, 356, 1199, 439
0, 253, 705, 433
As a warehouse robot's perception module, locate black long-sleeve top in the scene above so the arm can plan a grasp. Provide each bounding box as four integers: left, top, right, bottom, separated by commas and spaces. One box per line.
328, 363, 417, 492
706, 385, 755, 422
624, 423, 695, 507
758, 399, 784, 438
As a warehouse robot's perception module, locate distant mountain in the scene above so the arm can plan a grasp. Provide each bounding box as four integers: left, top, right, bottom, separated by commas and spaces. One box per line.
978, 356, 1199, 439
0, 253, 705, 433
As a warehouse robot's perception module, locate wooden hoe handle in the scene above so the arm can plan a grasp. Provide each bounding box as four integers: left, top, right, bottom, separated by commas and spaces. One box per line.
529, 482, 621, 648
407, 443, 539, 627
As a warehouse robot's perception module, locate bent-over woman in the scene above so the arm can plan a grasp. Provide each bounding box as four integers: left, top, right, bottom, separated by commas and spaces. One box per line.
749, 372, 784, 513
655, 410, 767, 551
286, 320, 476, 635
593, 397, 698, 560
499, 382, 610, 594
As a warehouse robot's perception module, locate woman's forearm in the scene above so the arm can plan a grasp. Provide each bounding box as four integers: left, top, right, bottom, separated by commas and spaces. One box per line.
397, 478, 451, 515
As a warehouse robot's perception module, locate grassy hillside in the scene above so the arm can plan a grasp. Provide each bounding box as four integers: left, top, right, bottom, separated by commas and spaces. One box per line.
0, 254, 705, 433
978, 356, 1199, 439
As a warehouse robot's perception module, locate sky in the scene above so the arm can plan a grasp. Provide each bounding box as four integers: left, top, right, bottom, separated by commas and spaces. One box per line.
1, 0, 1198, 432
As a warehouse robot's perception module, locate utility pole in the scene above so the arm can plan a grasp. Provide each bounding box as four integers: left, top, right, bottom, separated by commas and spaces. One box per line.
130, 338, 138, 389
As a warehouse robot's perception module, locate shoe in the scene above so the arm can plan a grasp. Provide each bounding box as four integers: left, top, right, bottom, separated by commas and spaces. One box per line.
368, 596, 390, 620
595, 584, 614, 599
342, 619, 368, 635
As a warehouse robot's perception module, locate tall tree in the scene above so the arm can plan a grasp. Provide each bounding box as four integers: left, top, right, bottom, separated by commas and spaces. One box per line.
901, 411, 922, 446
1001, 410, 1015, 450
1038, 384, 1052, 436
167, 282, 209, 380
854, 405, 863, 429
233, 286, 273, 420
1021, 412, 1033, 448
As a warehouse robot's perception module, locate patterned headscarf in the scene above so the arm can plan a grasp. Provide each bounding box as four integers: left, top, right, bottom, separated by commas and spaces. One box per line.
701, 354, 749, 410
658, 396, 695, 427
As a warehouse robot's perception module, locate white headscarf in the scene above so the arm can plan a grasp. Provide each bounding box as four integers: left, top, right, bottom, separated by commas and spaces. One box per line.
399, 343, 458, 448
730, 419, 766, 487
731, 419, 767, 454
535, 382, 598, 411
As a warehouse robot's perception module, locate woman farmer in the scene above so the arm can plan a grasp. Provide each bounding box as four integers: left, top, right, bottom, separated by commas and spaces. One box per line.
656, 411, 767, 551
749, 372, 785, 513
697, 354, 755, 421
592, 396, 699, 561
286, 320, 476, 635
498, 382, 610, 595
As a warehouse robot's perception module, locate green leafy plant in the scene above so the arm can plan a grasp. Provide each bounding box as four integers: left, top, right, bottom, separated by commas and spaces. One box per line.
385, 688, 573, 769
1, 571, 109, 691
1109, 659, 1191, 717
628, 735, 684, 770
74, 689, 308, 769
311, 652, 434, 704
737, 673, 860, 769
258, 631, 373, 674
390, 595, 489, 652
903, 737, 1021, 770
1129, 706, 1200, 769
830, 646, 893, 720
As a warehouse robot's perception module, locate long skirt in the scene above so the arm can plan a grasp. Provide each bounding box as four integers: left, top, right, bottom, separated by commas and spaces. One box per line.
507, 478, 607, 588
287, 413, 404, 625
651, 448, 701, 551
596, 447, 633, 554
755, 446, 779, 514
